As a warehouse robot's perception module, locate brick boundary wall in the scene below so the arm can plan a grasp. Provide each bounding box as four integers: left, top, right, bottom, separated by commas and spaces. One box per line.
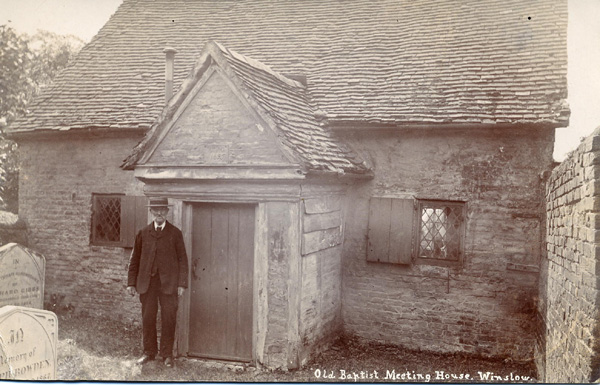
544, 127, 600, 382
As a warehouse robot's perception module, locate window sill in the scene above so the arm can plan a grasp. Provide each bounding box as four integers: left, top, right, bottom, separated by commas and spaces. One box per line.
414, 257, 462, 268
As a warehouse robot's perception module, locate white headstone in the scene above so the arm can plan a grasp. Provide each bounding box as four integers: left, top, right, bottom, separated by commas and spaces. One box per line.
0, 243, 45, 309
0, 306, 57, 380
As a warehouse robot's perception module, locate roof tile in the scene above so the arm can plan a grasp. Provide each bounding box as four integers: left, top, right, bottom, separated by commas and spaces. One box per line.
9, 0, 569, 133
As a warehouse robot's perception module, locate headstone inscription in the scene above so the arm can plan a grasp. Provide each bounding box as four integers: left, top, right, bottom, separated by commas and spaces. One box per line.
0, 306, 58, 380
0, 243, 45, 309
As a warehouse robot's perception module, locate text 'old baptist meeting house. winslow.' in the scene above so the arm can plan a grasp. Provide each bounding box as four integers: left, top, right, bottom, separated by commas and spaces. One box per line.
8, 0, 569, 371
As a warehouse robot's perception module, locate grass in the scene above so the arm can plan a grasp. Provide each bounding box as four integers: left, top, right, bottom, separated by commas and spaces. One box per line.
57, 312, 537, 382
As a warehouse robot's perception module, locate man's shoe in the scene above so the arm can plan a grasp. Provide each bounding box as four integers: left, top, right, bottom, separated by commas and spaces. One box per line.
164, 357, 174, 367
136, 354, 155, 365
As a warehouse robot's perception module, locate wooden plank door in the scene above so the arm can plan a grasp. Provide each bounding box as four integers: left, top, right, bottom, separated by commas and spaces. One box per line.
189, 203, 255, 362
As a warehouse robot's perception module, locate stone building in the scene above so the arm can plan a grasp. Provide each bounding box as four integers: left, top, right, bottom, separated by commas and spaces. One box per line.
8, 0, 568, 370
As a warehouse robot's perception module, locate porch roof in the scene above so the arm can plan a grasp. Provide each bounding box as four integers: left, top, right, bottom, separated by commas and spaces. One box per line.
123, 42, 370, 176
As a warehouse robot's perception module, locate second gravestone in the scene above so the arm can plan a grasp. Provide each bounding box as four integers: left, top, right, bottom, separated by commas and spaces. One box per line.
0, 306, 58, 380
0, 243, 45, 308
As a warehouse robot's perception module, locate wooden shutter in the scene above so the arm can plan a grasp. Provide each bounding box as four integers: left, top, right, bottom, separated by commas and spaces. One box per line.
121, 196, 135, 247
389, 198, 414, 264
367, 197, 414, 264
121, 196, 149, 248
367, 198, 392, 262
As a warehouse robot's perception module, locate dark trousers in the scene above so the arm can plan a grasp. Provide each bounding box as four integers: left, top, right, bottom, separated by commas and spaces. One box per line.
140, 274, 178, 358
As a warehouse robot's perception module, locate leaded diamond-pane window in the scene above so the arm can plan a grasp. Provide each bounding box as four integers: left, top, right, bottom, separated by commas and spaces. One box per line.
91, 194, 149, 247
92, 194, 122, 245
96, 197, 121, 242
418, 201, 465, 261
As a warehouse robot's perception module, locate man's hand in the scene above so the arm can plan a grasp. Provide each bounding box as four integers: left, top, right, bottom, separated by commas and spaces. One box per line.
127, 286, 136, 296
177, 287, 185, 297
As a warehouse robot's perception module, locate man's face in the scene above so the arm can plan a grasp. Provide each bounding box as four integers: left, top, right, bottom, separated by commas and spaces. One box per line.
150, 207, 169, 225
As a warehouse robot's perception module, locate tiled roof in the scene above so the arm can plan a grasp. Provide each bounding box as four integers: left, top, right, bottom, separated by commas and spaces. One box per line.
9, 0, 569, 133
123, 42, 370, 175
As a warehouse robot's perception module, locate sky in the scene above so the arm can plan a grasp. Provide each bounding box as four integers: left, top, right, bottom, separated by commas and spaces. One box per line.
0, 0, 123, 41
559, 0, 600, 160
1, 0, 599, 162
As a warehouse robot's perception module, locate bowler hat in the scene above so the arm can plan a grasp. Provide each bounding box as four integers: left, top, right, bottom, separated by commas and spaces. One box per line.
146, 197, 171, 208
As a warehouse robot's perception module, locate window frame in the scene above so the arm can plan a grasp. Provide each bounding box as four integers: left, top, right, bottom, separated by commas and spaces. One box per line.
366, 196, 467, 267
91, 193, 126, 247
414, 199, 466, 268
90, 194, 148, 248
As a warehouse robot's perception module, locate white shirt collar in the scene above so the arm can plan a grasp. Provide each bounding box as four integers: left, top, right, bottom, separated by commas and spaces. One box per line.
154, 221, 166, 231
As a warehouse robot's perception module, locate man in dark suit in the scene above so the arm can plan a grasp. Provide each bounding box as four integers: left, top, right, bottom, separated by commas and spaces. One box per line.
127, 197, 188, 368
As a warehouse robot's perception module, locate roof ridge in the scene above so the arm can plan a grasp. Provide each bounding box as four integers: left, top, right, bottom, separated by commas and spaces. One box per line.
211, 41, 306, 90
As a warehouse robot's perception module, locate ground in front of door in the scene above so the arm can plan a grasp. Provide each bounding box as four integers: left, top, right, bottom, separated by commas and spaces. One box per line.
56, 312, 536, 382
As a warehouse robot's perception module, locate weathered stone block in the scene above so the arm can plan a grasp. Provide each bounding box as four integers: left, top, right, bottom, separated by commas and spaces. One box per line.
584, 181, 600, 197
580, 197, 600, 213
583, 152, 600, 167
581, 135, 600, 153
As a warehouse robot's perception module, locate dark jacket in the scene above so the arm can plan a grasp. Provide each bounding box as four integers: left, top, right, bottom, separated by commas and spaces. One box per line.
127, 221, 189, 295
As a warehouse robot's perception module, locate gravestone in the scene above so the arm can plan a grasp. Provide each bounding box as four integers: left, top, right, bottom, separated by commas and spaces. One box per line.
0, 243, 45, 308
0, 306, 58, 380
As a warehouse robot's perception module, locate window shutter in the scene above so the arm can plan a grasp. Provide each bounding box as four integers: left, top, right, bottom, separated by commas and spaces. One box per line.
367, 197, 392, 263
389, 198, 414, 264
121, 196, 136, 248
367, 197, 414, 264
121, 196, 149, 248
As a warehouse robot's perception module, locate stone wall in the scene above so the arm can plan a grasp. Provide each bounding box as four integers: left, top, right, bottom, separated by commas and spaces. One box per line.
17, 134, 145, 321
15, 123, 562, 368
543, 127, 600, 382
341, 126, 554, 362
